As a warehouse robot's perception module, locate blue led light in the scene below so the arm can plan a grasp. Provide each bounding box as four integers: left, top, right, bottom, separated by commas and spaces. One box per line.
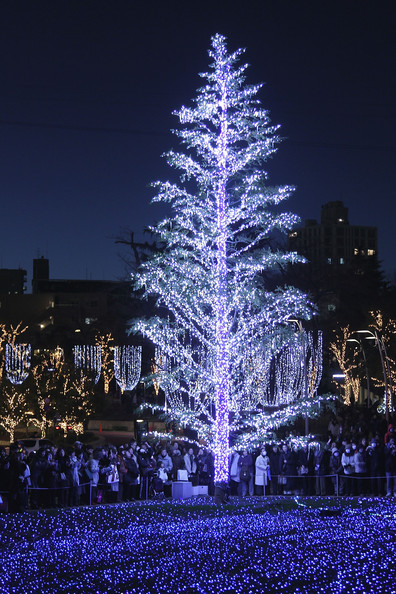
1, 498, 396, 592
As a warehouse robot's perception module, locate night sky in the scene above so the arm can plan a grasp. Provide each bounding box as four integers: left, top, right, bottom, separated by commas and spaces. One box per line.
1, 1, 395, 289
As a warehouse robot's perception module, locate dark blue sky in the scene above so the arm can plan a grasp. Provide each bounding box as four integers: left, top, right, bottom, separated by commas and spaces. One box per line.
1, 0, 395, 288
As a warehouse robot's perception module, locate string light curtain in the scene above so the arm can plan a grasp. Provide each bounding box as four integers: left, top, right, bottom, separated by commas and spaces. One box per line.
73, 345, 102, 384
5, 343, 31, 385
114, 346, 142, 392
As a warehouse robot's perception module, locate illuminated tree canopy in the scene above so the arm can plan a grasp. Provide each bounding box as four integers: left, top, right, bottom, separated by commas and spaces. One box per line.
132, 34, 313, 482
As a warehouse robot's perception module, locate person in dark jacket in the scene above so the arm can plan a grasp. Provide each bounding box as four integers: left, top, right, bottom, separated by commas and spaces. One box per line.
366, 439, 384, 496
354, 444, 368, 495
171, 445, 184, 480
30, 448, 48, 508
138, 443, 156, 500
298, 445, 311, 495
284, 445, 299, 495
123, 449, 140, 500
314, 444, 327, 496
238, 450, 254, 496
384, 424, 395, 445
385, 437, 396, 496
329, 446, 343, 495
269, 445, 281, 495
279, 444, 291, 495
0, 450, 12, 512
44, 451, 58, 508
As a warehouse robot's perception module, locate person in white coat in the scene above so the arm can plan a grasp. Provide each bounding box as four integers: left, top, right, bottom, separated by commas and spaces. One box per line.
255, 447, 269, 495
184, 448, 198, 484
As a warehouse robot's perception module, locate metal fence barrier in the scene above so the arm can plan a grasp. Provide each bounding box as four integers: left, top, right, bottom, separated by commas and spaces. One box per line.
1, 473, 395, 512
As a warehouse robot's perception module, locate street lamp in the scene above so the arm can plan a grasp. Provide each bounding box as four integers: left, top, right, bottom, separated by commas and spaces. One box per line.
332, 373, 346, 398
346, 337, 370, 408
357, 329, 393, 421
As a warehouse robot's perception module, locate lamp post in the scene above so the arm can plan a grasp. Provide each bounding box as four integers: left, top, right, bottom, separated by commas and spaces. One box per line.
332, 373, 346, 398
357, 329, 393, 421
346, 337, 370, 408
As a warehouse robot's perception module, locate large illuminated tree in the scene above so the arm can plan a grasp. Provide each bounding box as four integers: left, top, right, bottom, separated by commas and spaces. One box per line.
133, 35, 313, 483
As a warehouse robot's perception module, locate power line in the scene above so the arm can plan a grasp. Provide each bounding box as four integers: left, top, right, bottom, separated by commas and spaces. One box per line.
1, 118, 396, 152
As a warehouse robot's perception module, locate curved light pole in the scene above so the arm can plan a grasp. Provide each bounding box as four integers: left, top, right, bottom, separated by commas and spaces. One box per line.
357, 329, 393, 421
332, 373, 346, 398
346, 337, 370, 408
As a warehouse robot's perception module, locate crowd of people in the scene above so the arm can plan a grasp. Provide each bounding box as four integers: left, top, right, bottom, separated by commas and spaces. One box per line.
0, 439, 215, 513
1, 411, 396, 513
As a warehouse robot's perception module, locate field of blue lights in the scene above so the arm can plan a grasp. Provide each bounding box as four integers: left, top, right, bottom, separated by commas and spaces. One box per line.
1, 497, 396, 593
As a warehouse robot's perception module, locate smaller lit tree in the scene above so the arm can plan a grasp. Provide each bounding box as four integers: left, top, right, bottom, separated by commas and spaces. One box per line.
329, 325, 361, 405
95, 332, 114, 393
54, 370, 95, 437
0, 322, 28, 384
30, 347, 65, 437
368, 310, 396, 414
0, 385, 30, 443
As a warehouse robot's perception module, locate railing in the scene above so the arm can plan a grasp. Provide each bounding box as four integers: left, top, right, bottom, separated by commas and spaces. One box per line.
1, 473, 395, 512
266, 473, 394, 497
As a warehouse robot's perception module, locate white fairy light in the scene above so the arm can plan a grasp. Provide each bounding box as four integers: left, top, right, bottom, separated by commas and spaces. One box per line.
5, 343, 31, 385
114, 346, 142, 392
132, 34, 314, 482
73, 345, 101, 384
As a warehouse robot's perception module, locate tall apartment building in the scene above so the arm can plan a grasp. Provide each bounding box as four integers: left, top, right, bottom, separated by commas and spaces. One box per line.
289, 201, 377, 269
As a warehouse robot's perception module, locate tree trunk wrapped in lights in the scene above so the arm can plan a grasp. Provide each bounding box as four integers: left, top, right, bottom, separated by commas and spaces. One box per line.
368, 310, 395, 415
55, 371, 95, 437
330, 325, 361, 405
0, 385, 29, 443
30, 347, 65, 438
95, 332, 114, 394
132, 34, 313, 483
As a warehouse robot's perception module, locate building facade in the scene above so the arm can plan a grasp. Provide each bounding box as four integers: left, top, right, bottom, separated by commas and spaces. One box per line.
289, 201, 377, 269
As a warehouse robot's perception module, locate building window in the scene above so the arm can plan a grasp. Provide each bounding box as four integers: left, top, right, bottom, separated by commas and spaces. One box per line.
85, 317, 98, 325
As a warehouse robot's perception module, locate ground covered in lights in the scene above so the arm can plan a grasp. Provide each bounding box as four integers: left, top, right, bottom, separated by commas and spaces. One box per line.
1, 497, 396, 594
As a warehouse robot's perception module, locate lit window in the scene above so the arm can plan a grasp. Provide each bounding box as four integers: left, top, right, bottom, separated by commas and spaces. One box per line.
339, 258, 344, 264
327, 257, 332, 264
368, 249, 375, 256
85, 317, 97, 325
